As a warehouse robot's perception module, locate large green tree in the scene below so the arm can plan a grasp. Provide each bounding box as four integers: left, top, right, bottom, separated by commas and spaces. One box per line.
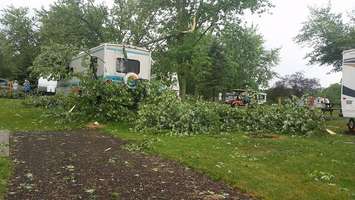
222, 24, 279, 90
148, 0, 274, 96
197, 39, 227, 99
154, 24, 279, 99
37, 0, 167, 48
0, 33, 12, 78
296, 5, 355, 72
38, 0, 110, 48
0, 7, 40, 81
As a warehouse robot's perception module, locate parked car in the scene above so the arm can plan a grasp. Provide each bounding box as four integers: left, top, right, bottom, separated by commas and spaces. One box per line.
0, 78, 9, 97
0, 78, 8, 88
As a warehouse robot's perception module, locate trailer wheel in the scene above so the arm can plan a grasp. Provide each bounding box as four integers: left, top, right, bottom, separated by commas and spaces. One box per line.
348, 118, 355, 132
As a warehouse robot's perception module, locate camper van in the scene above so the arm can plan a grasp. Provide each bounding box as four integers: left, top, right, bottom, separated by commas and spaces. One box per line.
57, 43, 152, 93
341, 49, 355, 131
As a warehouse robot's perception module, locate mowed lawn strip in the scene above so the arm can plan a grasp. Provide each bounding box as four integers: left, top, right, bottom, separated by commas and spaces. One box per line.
0, 157, 10, 200
106, 124, 355, 200
0, 98, 81, 132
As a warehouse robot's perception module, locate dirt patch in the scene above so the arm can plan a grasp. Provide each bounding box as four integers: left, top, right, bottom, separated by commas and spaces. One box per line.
7, 130, 255, 200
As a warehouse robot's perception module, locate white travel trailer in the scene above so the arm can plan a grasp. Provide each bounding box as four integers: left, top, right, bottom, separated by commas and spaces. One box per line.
38, 77, 58, 94
341, 49, 355, 131
57, 43, 152, 93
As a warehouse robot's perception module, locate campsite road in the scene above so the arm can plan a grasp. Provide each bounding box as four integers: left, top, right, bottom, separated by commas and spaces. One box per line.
6, 130, 254, 200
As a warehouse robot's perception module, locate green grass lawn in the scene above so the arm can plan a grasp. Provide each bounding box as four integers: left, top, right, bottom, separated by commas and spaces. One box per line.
0, 157, 10, 200
1, 98, 355, 199
0, 98, 81, 132
106, 123, 355, 200
326, 117, 349, 133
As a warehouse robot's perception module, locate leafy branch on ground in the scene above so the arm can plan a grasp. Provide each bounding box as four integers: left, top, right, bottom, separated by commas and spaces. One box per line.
25, 78, 325, 136
135, 90, 324, 135
123, 138, 161, 153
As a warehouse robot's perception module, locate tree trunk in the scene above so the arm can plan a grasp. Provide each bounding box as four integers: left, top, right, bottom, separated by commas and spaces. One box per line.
176, 0, 189, 98
179, 73, 187, 98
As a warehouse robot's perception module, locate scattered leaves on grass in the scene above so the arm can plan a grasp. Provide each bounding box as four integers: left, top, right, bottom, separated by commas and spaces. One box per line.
308, 170, 335, 185
123, 138, 160, 152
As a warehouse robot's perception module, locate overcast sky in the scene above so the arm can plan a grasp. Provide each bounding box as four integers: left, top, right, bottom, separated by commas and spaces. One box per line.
247, 0, 354, 87
1, 0, 354, 87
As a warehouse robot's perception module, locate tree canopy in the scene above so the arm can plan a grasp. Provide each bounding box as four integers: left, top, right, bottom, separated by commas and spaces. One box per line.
317, 83, 341, 105
0, 7, 39, 81
296, 5, 355, 72
267, 72, 321, 102
0, 0, 279, 98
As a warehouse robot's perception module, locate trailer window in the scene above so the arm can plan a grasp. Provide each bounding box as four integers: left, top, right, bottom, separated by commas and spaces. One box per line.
116, 58, 140, 74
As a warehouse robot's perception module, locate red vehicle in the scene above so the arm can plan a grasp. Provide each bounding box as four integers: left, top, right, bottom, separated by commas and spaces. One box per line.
223, 89, 267, 107
224, 89, 250, 107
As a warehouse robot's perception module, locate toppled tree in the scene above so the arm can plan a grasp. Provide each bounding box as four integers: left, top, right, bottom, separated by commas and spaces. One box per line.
30, 43, 78, 80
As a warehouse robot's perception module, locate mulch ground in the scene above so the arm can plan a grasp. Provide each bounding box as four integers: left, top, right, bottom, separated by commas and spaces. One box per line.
6, 130, 254, 200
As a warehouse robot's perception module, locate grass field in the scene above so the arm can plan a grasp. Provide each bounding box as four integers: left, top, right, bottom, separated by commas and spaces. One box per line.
106, 121, 355, 200
0, 98, 81, 132
0, 157, 10, 200
1, 98, 355, 199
